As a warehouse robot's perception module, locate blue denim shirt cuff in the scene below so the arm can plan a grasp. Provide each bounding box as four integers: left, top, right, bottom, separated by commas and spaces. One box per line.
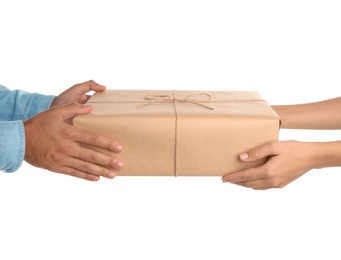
0, 121, 25, 172
28, 94, 55, 117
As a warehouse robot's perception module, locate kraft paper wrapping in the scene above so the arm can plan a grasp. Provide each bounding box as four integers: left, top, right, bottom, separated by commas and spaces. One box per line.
73, 90, 280, 177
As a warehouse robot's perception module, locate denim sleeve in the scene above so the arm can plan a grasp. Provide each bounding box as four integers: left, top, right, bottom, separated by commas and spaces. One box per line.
0, 121, 25, 172
0, 85, 56, 172
0, 85, 55, 121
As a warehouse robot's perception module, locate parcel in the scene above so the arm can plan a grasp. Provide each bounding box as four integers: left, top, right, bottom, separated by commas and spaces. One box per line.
73, 90, 280, 177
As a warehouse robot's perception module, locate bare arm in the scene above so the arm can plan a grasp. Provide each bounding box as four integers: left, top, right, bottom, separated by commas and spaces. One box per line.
272, 97, 341, 129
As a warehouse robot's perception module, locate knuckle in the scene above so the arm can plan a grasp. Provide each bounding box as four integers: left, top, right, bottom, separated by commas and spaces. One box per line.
89, 135, 99, 146
67, 101, 78, 105
87, 174, 100, 181
81, 163, 91, 173
108, 158, 117, 168
249, 148, 261, 160
88, 152, 97, 162
52, 155, 64, 165
102, 168, 112, 178
239, 172, 246, 181
60, 128, 74, 139
48, 150, 65, 165
58, 144, 72, 154
108, 142, 117, 151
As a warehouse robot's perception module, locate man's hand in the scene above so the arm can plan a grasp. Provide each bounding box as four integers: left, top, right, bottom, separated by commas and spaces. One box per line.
50, 80, 106, 107
24, 103, 123, 181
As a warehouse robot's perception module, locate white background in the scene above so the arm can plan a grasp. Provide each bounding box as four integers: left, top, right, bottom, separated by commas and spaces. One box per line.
1, 0, 341, 259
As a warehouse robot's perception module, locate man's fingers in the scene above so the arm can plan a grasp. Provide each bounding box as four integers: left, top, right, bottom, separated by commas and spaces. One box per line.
68, 157, 116, 178
56, 154, 120, 180
72, 128, 123, 153
57, 165, 101, 181
51, 103, 94, 121
67, 145, 123, 170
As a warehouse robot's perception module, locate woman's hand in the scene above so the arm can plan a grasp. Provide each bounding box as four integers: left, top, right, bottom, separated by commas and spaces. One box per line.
222, 141, 317, 190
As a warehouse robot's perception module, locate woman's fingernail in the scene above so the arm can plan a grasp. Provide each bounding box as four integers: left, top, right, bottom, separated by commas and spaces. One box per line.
240, 153, 249, 160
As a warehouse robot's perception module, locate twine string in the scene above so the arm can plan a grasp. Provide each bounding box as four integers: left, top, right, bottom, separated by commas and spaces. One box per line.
174, 90, 178, 177
143, 91, 214, 176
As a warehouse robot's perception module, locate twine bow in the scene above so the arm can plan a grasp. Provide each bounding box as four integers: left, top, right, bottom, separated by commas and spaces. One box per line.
143, 92, 214, 110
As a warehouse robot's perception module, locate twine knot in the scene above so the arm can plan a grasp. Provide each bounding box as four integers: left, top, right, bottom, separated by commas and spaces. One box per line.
143, 92, 214, 110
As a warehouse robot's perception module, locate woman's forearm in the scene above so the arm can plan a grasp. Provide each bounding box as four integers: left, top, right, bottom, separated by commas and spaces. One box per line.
310, 141, 341, 169
272, 97, 341, 129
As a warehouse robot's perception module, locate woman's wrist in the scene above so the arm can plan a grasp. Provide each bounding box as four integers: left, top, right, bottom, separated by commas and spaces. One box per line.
308, 141, 341, 170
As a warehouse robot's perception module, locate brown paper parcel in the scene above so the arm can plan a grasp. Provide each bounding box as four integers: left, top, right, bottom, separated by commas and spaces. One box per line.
73, 90, 280, 177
